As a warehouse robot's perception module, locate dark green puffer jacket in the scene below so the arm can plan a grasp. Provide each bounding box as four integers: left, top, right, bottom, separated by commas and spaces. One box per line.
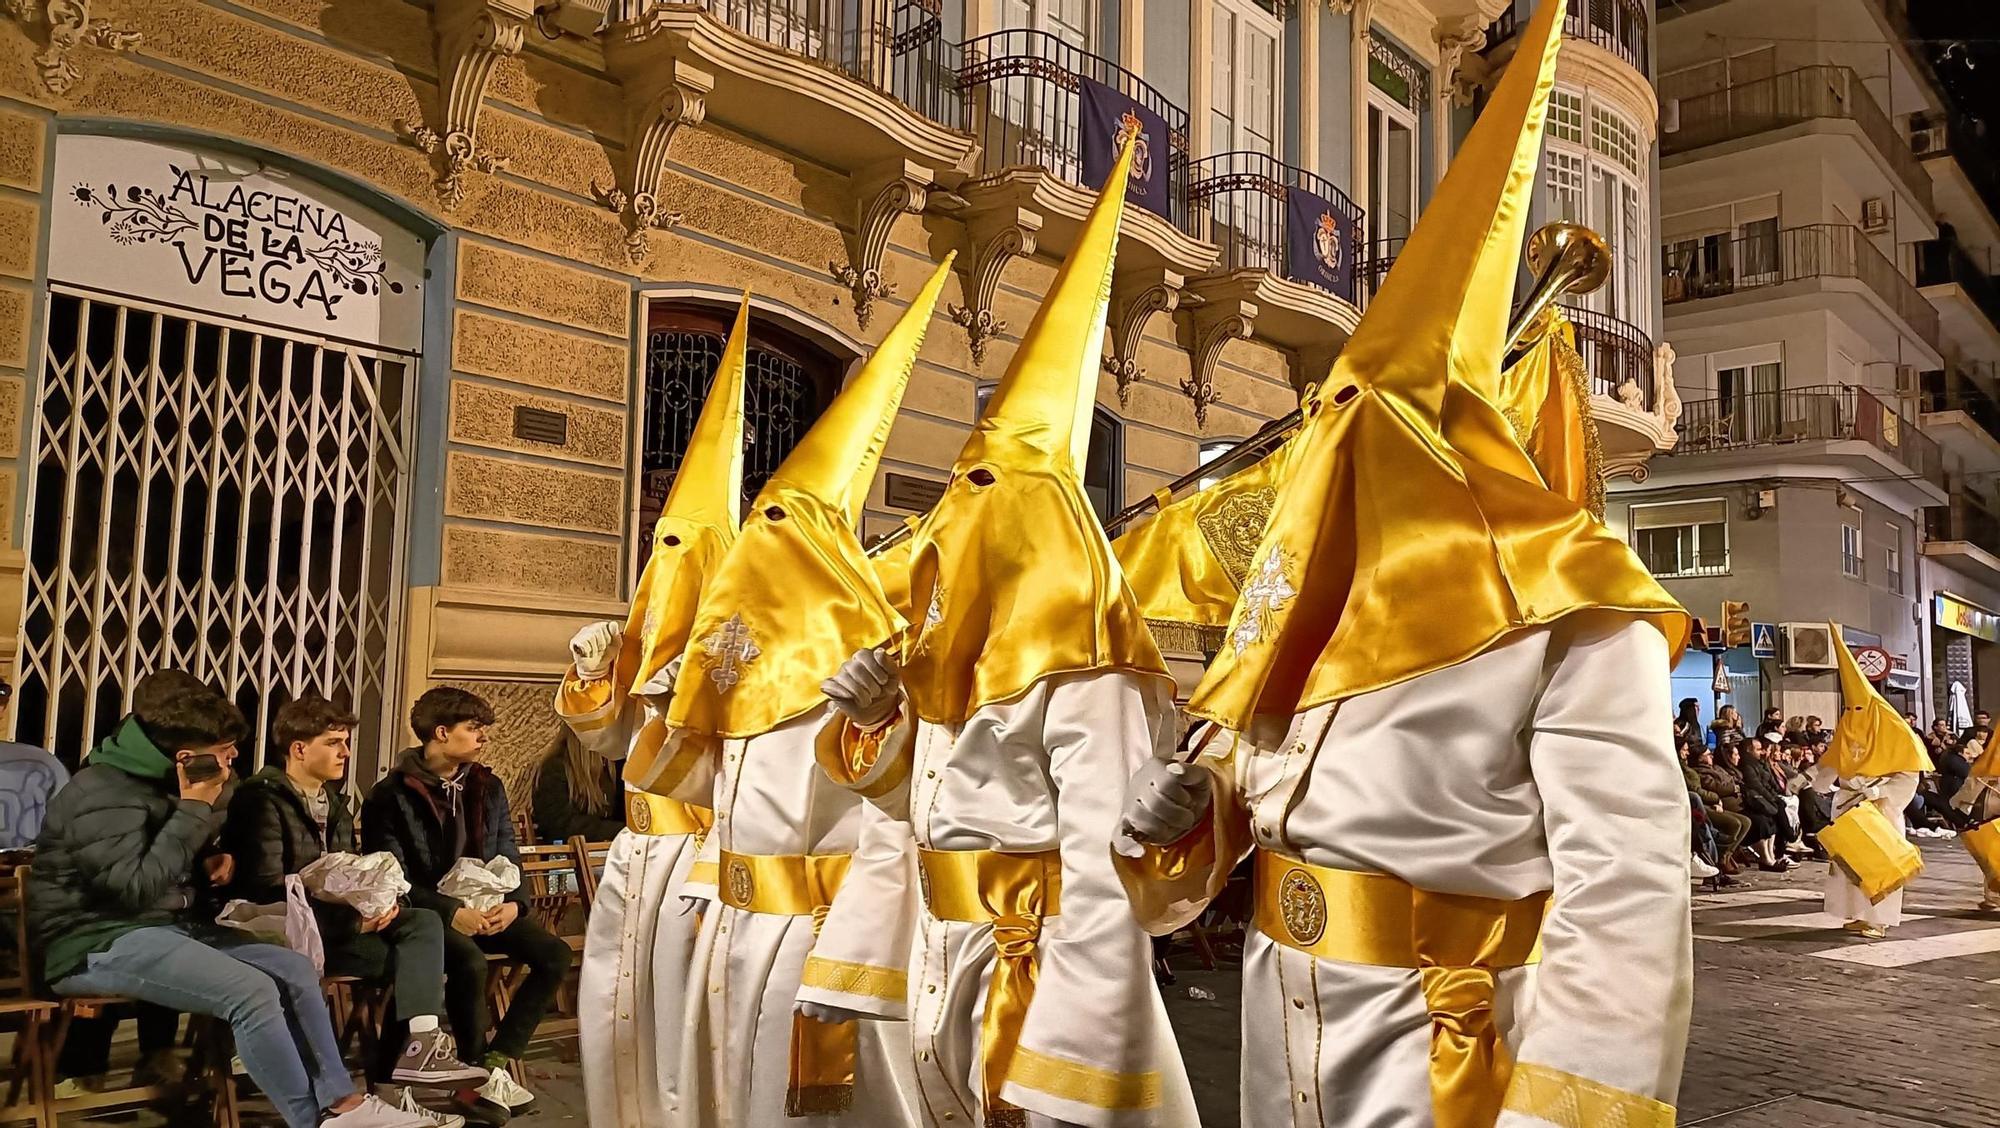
28, 717, 225, 983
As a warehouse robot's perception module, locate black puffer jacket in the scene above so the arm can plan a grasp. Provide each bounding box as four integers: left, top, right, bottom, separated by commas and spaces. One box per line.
222, 766, 365, 945
28, 717, 229, 984
1738, 756, 1787, 819
361, 748, 525, 917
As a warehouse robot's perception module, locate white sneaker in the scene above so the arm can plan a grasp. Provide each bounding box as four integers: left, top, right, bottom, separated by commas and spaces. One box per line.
321, 1093, 439, 1127
476, 1065, 535, 1113
1690, 855, 1719, 879
390, 1085, 468, 1128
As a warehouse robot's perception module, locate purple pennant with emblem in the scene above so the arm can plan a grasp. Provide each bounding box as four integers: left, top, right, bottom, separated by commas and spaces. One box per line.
1079, 76, 1174, 220
1283, 184, 1359, 302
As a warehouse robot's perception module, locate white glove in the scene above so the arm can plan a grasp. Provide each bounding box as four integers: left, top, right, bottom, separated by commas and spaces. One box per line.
794, 999, 864, 1025
569, 621, 624, 680
1112, 759, 1212, 858
821, 648, 901, 728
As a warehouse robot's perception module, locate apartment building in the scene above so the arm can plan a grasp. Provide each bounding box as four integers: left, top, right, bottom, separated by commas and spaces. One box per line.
1619, 0, 1999, 724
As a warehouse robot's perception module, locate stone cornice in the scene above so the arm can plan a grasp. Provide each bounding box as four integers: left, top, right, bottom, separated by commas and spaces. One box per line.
399, 0, 533, 209
831, 159, 934, 329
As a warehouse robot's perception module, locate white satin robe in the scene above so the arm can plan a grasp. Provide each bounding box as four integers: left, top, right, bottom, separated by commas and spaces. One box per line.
557, 671, 713, 1128
820, 670, 1200, 1128
1126, 613, 1691, 1128
638, 704, 920, 1128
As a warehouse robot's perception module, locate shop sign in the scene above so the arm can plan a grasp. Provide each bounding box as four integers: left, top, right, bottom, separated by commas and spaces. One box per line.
50, 134, 424, 351
1935, 593, 2000, 644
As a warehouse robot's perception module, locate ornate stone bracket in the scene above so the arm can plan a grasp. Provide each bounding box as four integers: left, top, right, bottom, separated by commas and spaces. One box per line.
946, 207, 1041, 367
1103, 268, 1183, 406
831, 160, 933, 329
1178, 298, 1256, 431
398, 0, 531, 210
1437, 18, 1489, 108
594, 46, 712, 265
4, 0, 143, 95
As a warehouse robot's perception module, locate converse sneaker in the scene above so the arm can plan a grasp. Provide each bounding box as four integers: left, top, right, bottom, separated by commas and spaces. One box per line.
391, 1029, 488, 1087
321, 1093, 439, 1127
390, 1085, 468, 1128
475, 1065, 535, 1114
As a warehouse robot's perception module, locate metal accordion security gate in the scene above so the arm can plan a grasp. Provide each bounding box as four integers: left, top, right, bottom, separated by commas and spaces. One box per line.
15, 287, 414, 771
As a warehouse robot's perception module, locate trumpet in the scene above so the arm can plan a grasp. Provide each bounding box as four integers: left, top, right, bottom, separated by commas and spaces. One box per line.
865, 221, 1613, 553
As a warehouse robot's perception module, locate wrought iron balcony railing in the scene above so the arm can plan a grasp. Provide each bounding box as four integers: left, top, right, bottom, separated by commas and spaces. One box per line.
1662, 222, 1941, 351
1669, 383, 1945, 488
1359, 236, 1405, 307
959, 28, 1194, 234
1660, 65, 1933, 215
1486, 0, 1649, 77
685, 0, 961, 129
1186, 151, 1366, 304
1562, 303, 1654, 410
1916, 238, 2000, 335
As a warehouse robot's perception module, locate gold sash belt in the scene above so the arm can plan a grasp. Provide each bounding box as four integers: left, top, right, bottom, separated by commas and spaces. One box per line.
716, 850, 856, 1115
917, 848, 1062, 1128
1253, 850, 1547, 1128
624, 792, 712, 837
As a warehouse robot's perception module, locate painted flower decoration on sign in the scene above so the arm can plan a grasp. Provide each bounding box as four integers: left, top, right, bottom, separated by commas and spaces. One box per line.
70, 181, 197, 246
301, 239, 401, 296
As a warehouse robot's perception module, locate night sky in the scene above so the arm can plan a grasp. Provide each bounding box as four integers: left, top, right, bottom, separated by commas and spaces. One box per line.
1913, 1, 2000, 125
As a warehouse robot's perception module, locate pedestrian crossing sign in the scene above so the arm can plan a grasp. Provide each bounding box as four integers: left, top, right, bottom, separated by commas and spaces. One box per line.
1750, 622, 1777, 659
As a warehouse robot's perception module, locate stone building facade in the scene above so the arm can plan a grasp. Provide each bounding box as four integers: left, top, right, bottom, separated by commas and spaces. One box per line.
0, 0, 1667, 790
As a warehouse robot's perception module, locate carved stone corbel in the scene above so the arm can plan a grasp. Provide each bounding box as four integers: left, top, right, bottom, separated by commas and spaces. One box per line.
3, 0, 144, 95
947, 207, 1042, 366
1437, 18, 1489, 108
1178, 298, 1256, 430
831, 160, 933, 329
1103, 268, 1183, 406
594, 43, 712, 265
399, 0, 532, 209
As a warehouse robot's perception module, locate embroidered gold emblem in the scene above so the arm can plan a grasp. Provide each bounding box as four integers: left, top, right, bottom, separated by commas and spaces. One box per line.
627, 793, 651, 834
701, 613, 761, 692
726, 857, 754, 907
1197, 486, 1278, 587
1278, 867, 1327, 946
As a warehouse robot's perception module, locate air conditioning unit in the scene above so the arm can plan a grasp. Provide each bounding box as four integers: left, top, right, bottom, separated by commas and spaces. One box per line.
1910, 113, 1945, 157
1782, 623, 1837, 670
1661, 98, 1681, 134
1861, 197, 1890, 233
1894, 364, 1920, 395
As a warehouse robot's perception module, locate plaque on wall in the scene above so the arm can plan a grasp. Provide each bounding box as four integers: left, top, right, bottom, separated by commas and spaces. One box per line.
885, 472, 946, 512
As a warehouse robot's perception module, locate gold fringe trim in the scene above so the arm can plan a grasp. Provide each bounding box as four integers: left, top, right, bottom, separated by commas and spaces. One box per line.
784, 1084, 854, 1117
1144, 618, 1226, 657
1551, 330, 1606, 522
985, 1110, 1027, 1128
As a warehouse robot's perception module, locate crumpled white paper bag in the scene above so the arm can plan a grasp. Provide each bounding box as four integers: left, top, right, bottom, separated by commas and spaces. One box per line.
215, 874, 324, 972
437, 856, 521, 912
300, 851, 412, 920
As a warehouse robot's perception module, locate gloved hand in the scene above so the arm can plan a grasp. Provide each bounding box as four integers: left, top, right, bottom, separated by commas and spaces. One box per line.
821, 647, 901, 728
569, 621, 624, 680
1112, 759, 1212, 858
794, 999, 865, 1025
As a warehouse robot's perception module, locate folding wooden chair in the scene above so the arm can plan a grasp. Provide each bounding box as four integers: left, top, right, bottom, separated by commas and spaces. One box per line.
566, 836, 614, 916
0, 856, 55, 1127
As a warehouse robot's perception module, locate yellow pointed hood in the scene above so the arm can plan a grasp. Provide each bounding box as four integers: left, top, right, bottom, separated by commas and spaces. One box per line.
1189, 0, 1685, 731
899, 142, 1168, 725
1823, 624, 1933, 778
620, 294, 748, 698
667, 257, 954, 738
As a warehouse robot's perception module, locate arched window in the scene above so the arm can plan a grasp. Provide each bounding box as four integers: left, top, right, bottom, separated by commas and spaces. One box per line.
974, 384, 1124, 525
639, 304, 844, 548
1542, 87, 1649, 327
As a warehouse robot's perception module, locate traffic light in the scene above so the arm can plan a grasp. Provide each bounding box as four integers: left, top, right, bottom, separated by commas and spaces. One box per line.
1688, 617, 1712, 652
1722, 601, 1751, 648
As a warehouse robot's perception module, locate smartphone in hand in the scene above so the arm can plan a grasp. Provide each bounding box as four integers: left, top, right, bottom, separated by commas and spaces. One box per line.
182, 753, 225, 783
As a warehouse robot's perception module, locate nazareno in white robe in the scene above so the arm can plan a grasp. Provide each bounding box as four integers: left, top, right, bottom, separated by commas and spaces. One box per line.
1122, 612, 1692, 1127
636, 703, 920, 1128
556, 672, 714, 1128
1810, 766, 1922, 930
814, 669, 1200, 1128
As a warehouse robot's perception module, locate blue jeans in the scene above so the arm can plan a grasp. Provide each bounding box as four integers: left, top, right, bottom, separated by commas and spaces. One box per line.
53, 926, 354, 1128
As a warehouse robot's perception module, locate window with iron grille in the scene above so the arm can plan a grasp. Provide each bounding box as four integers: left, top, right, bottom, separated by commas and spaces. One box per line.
639, 305, 841, 560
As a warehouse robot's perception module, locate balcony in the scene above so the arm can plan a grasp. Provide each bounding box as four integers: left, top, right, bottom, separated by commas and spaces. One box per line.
600, 0, 975, 186
1662, 223, 1941, 354
1925, 496, 2000, 588
1912, 107, 2000, 237
1181, 152, 1364, 359
1660, 66, 1934, 217
1359, 237, 1405, 309
1916, 238, 2000, 358
1558, 303, 1680, 472
1485, 0, 1649, 77
1921, 367, 2000, 474
947, 29, 1215, 277
1665, 384, 1948, 508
